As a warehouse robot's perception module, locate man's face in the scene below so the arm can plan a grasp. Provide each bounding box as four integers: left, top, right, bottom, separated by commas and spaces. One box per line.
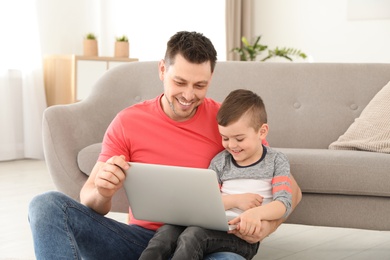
159, 54, 213, 121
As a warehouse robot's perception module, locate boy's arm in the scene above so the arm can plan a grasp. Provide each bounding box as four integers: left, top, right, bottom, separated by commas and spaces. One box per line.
230, 174, 302, 243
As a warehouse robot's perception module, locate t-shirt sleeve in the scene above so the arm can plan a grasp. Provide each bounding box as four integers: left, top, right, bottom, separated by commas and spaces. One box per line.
271, 152, 292, 217
98, 113, 130, 163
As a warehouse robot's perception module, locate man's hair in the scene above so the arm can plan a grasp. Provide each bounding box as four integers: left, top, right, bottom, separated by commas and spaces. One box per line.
217, 89, 267, 131
164, 31, 217, 72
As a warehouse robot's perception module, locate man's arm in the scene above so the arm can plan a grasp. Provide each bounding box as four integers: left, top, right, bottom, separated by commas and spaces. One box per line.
229, 173, 302, 243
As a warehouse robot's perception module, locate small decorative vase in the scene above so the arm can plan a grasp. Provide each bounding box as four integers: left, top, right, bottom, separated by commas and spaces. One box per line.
114, 41, 129, 58
83, 39, 98, 56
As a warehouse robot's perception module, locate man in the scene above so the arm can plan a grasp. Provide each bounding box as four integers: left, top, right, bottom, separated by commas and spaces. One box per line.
29, 31, 301, 260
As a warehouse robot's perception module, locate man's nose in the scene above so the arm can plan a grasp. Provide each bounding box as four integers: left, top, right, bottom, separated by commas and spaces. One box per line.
182, 86, 195, 100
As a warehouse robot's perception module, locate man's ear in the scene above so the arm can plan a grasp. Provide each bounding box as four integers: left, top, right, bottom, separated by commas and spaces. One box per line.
158, 59, 165, 80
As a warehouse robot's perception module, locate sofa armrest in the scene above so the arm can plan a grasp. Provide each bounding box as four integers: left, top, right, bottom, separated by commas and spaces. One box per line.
42, 102, 107, 201
42, 61, 161, 212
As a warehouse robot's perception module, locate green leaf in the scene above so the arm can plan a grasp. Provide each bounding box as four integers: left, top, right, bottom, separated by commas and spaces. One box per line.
85, 33, 96, 40
231, 35, 307, 62
116, 35, 129, 42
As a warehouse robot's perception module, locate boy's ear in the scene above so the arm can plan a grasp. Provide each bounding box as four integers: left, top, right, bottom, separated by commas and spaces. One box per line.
259, 124, 269, 137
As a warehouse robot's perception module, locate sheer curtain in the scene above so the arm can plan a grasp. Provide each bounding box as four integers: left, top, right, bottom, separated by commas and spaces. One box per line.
0, 1, 47, 161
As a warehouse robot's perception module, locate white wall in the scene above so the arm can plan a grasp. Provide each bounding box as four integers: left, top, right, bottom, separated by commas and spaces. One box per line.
36, 0, 226, 61
253, 0, 390, 63
36, 0, 390, 63
36, 0, 100, 56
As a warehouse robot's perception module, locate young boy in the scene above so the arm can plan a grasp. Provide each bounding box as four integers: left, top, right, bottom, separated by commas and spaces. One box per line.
139, 89, 292, 260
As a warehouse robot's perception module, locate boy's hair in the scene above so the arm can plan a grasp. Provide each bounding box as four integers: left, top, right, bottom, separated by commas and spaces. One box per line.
217, 89, 267, 131
164, 31, 217, 73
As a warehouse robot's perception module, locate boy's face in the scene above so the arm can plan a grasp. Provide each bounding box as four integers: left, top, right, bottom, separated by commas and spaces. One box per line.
158, 54, 212, 122
218, 113, 268, 166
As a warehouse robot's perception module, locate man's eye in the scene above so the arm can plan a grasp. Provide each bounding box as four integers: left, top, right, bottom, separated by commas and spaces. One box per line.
223, 138, 229, 141
195, 84, 206, 89
236, 139, 244, 142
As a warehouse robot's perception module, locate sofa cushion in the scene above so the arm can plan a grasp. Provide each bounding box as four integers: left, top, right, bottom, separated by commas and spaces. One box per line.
77, 143, 102, 176
79, 144, 390, 197
275, 148, 390, 197
328, 81, 390, 153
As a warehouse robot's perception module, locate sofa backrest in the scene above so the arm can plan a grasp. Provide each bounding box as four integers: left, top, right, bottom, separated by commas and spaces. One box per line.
86, 61, 390, 149
209, 62, 390, 148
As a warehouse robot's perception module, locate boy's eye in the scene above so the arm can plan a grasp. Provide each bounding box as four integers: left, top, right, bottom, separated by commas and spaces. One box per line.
222, 138, 244, 142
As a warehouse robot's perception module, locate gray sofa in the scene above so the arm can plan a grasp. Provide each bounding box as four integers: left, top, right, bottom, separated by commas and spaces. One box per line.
43, 61, 390, 232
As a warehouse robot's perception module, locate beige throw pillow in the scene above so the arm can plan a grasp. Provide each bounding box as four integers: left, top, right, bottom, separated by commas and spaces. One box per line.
329, 81, 390, 153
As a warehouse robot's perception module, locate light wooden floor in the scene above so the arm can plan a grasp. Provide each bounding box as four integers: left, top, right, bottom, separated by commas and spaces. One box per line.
1, 159, 390, 260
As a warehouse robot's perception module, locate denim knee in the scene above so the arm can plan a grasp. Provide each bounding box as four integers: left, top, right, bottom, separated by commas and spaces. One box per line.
28, 191, 68, 224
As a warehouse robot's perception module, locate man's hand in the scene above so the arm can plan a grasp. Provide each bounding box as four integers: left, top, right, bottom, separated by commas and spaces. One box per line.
81, 155, 129, 215
95, 155, 129, 198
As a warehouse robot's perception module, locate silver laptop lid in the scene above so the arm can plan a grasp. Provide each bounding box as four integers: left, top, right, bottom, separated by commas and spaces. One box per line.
123, 162, 229, 231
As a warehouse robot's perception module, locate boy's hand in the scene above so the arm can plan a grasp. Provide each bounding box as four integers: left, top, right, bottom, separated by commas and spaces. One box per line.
225, 193, 263, 211
229, 219, 277, 243
228, 208, 262, 236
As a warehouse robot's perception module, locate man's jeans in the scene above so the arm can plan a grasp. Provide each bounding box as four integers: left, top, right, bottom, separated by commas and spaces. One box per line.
28, 191, 245, 260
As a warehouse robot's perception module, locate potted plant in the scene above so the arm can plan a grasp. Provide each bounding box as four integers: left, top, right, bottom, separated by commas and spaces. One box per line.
232, 35, 307, 62
114, 35, 129, 58
83, 33, 98, 56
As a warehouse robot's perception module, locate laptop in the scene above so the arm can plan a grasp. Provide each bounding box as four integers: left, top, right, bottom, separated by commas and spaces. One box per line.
123, 162, 236, 231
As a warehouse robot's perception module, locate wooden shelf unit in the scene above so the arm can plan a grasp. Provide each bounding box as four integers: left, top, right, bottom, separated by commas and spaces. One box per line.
44, 55, 138, 106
